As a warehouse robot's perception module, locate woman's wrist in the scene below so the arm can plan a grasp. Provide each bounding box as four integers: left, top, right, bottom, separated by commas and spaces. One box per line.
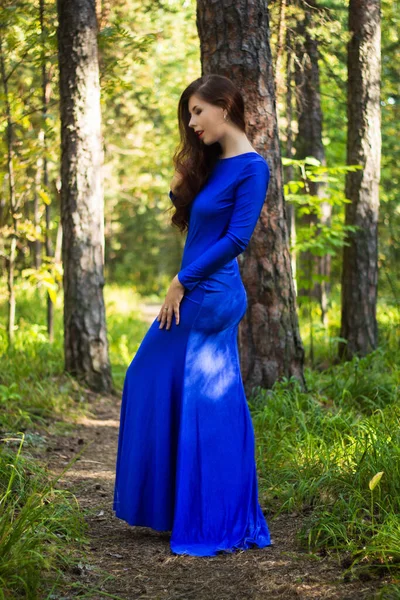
174, 274, 185, 289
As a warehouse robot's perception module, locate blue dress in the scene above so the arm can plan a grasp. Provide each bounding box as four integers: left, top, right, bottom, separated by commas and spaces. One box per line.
113, 151, 271, 556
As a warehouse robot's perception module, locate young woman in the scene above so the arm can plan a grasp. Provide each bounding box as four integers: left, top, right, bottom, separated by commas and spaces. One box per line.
113, 74, 272, 557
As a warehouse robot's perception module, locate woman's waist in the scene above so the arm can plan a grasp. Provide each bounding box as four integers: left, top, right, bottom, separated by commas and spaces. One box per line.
208, 259, 239, 279
180, 253, 239, 273
198, 262, 243, 291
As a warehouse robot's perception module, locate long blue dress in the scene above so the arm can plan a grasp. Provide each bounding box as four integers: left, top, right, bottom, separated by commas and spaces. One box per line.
113, 151, 271, 557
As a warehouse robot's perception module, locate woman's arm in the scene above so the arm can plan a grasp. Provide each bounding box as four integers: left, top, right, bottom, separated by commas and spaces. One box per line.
176, 159, 270, 292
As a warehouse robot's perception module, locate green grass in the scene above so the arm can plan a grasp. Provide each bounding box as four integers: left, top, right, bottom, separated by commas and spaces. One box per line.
1, 276, 399, 595
0, 278, 151, 599
251, 302, 400, 577
0, 432, 92, 599
0, 280, 150, 433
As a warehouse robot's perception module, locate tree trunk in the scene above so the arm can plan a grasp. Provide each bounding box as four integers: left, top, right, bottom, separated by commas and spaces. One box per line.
339, 0, 381, 360
274, 0, 287, 98
285, 25, 297, 296
294, 2, 331, 326
197, 0, 306, 393
57, 0, 113, 392
33, 153, 42, 270
39, 0, 56, 342
0, 30, 18, 347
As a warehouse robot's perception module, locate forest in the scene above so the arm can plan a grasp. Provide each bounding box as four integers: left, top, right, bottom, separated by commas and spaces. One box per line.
0, 0, 399, 598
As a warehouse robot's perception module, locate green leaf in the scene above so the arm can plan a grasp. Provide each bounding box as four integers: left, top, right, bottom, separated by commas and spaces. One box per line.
38, 189, 52, 206
304, 156, 321, 167
369, 471, 384, 491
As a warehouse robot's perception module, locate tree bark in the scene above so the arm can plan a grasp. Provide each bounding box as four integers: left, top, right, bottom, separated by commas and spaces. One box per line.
197, 0, 306, 393
294, 2, 331, 326
274, 0, 287, 98
57, 0, 113, 392
39, 0, 56, 342
0, 30, 19, 346
339, 0, 381, 360
285, 25, 297, 295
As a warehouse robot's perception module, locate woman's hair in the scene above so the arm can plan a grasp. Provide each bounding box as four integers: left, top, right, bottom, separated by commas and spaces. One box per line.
169, 74, 246, 233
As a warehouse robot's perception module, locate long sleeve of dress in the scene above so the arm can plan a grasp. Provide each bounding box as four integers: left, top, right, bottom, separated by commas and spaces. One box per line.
177, 159, 270, 291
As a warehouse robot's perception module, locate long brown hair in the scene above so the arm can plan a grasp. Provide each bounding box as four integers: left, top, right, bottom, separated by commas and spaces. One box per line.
169, 74, 246, 233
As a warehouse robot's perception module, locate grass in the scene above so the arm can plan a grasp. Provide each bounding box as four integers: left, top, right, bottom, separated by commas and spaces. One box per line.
0, 276, 399, 595
250, 300, 400, 579
0, 434, 89, 599
0, 278, 151, 599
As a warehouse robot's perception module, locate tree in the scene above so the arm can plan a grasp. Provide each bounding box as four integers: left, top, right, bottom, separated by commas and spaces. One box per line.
293, 0, 331, 326
57, 0, 113, 392
339, 0, 381, 360
0, 27, 18, 345
196, 0, 306, 393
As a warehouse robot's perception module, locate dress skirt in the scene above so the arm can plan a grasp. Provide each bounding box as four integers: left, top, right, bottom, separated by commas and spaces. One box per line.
113, 262, 271, 556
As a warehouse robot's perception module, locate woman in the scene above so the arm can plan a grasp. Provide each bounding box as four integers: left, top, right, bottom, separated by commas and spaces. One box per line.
113, 74, 272, 557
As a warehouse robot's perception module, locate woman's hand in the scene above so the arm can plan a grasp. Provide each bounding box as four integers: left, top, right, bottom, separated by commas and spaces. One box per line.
157, 275, 185, 330
170, 170, 183, 195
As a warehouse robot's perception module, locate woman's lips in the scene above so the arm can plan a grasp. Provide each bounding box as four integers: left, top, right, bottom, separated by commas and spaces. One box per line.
196, 131, 204, 138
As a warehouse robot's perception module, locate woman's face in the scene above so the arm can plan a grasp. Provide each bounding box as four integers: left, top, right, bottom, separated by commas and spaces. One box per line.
187, 94, 227, 145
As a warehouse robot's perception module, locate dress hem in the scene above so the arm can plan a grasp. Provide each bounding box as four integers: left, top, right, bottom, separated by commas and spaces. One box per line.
113, 508, 272, 558
170, 535, 272, 557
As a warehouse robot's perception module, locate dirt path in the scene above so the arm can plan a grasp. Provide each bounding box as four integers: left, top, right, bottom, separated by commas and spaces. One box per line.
40, 391, 390, 600
40, 306, 388, 600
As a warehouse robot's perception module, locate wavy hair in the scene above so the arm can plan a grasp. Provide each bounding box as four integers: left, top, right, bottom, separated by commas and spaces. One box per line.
169, 74, 246, 233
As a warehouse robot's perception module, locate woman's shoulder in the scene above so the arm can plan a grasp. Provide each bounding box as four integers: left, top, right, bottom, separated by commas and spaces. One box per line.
235, 153, 270, 179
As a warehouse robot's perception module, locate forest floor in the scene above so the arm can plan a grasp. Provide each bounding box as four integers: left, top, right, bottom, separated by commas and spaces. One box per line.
36, 303, 390, 600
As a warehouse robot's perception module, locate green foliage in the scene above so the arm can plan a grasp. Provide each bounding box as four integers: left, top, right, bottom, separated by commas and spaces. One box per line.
0, 434, 89, 599
274, 0, 399, 305
98, 0, 200, 294
0, 277, 152, 415
283, 156, 362, 285
21, 259, 62, 305
250, 318, 400, 575
0, 0, 199, 304
1, 0, 398, 300
104, 283, 152, 389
